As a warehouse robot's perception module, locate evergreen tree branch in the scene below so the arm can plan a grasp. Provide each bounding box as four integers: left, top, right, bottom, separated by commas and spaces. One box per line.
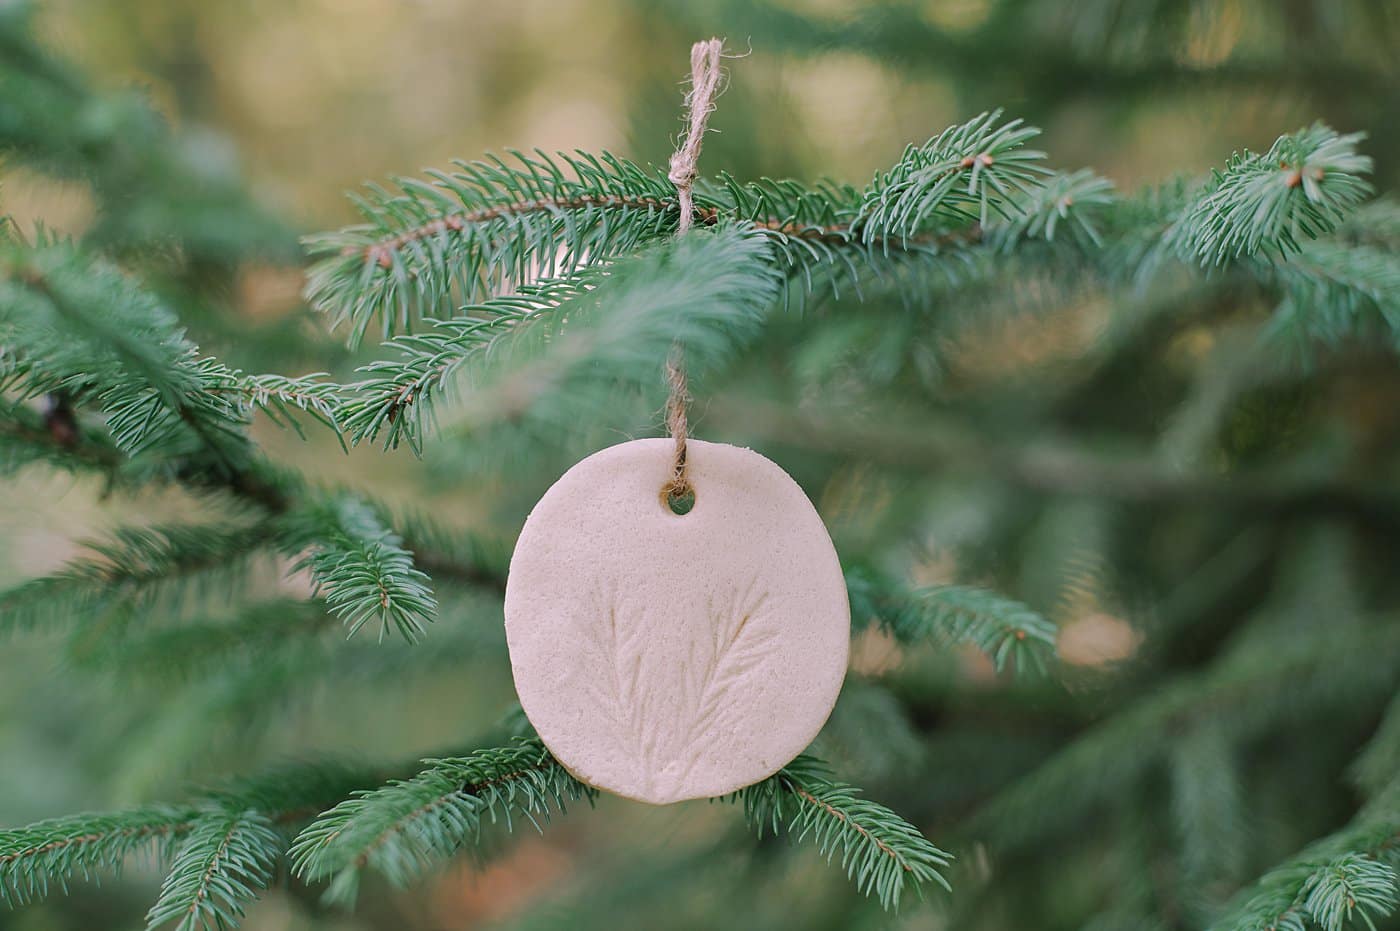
0, 456, 490, 645
0, 521, 274, 635
1352, 691, 1400, 799
275, 498, 437, 643
1213, 775, 1400, 931
0, 758, 389, 914
0, 2, 291, 261
0, 396, 124, 476
143, 808, 280, 931
235, 372, 348, 445
303, 112, 1046, 346
965, 624, 1400, 855
985, 169, 1117, 251
0, 238, 356, 457
700, 174, 984, 304
0, 233, 480, 637
0, 239, 252, 465
0, 807, 200, 907
716, 398, 1400, 527
333, 226, 782, 451
855, 109, 1049, 244
848, 570, 1058, 674
1171, 123, 1373, 266
894, 585, 1057, 674
331, 278, 580, 451
1264, 240, 1400, 352
730, 755, 952, 911
289, 739, 593, 905
303, 150, 680, 346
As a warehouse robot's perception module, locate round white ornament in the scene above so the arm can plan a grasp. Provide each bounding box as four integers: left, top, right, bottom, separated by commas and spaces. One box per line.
504, 438, 850, 804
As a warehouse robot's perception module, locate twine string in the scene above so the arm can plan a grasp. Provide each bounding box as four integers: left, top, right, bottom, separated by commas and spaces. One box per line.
667, 37, 724, 235
664, 37, 724, 501
664, 352, 690, 499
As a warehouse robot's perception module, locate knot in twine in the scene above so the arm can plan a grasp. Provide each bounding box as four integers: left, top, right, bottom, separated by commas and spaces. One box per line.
667, 37, 724, 235
663, 37, 725, 503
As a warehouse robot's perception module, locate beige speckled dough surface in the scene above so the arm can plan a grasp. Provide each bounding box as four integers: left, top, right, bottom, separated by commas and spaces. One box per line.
504, 438, 850, 805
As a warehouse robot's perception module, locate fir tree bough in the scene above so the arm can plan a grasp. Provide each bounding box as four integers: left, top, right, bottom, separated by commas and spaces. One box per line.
2, 4, 1400, 928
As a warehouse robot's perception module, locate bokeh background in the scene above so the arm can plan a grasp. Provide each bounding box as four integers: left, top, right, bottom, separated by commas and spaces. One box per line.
3, 1, 1399, 928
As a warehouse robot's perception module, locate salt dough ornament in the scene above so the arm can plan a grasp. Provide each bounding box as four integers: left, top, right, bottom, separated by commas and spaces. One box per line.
504, 438, 850, 804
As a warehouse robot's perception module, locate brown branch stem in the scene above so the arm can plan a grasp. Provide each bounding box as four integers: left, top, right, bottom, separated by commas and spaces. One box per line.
345, 194, 980, 264
789, 783, 912, 873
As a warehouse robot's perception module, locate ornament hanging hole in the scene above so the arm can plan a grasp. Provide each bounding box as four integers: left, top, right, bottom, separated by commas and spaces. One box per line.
662, 485, 696, 516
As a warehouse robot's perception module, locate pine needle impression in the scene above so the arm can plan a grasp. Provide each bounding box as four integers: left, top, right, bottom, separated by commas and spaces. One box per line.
503, 438, 851, 804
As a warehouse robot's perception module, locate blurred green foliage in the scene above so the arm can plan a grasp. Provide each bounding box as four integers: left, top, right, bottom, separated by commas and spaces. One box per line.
3, 0, 1400, 929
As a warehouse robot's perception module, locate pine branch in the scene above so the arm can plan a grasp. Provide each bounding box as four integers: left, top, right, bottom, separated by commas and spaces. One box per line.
848, 570, 1058, 673
333, 226, 782, 451
0, 489, 452, 651
1264, 240, 1400, 352
897, 585, 1057, 673
1213, 776, 1400, 931
235, 372, 348, 444
700, 174, 980, 304
289, 739, 592, 905
0, 416, 487, 646
0, 807, 199, 906
0, 239, 252, 464
91, 599, 334, 684
0, 2, 290, 261
303, 112, 1046, 346
1352, 691, 1400, 799
966, 624, 1400, 855
303, 150, 680, 347
985, 169, 1117, 251
306, 157, 947, 331
1173, 123, 1373, 266
276, 497, 437, 642
856, 110, 1049, 245
730, 755, 952, 911
331, 279, 577, 451
717, 398, 1400, 527
1, 240, 345, 476
0, 395, 124, 477
0, 521, 273, 635
143, 809, 280, 931
0, 758, 384, 914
